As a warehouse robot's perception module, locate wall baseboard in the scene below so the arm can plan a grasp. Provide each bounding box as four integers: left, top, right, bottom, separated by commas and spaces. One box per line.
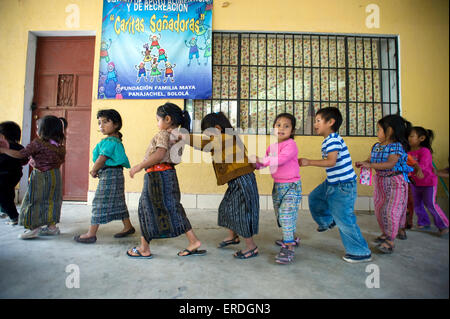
86, 192, 386, 213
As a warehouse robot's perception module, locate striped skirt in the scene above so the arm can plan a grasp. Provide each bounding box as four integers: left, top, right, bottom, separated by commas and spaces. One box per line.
19, 168, 62, 230
218, 172, 260, 238
373, 174, 408, 241
138, 169, 192, 243
91, 167, 129, 225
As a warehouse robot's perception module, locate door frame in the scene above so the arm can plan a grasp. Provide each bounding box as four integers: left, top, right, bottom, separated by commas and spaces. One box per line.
20, 30, 96, 202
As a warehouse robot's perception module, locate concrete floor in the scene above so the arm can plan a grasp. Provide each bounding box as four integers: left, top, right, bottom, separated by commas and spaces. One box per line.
0, 202, 448, 299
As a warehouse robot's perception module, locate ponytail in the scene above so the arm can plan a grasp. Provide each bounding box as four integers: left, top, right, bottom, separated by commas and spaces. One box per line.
412, 126, 434, 153
181, 110, 191, 132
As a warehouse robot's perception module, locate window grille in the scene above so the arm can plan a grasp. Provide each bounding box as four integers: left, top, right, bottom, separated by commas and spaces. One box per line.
185, 32, 399, 136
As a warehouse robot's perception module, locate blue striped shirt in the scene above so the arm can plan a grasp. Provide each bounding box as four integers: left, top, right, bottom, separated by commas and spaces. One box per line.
321, 133, 356, 184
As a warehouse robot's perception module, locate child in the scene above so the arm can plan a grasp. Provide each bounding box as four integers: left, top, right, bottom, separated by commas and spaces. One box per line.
183, 112, 260, 259
300, 107, 372, 263
74, 109, 135, 243
0, 121, 27, 225
356, 114, 413, 254
0, 116, 65, 239
398, 154, 424, 238
126, 102, 206, 258
408, 127, 449, 236
252, 113, 302, 264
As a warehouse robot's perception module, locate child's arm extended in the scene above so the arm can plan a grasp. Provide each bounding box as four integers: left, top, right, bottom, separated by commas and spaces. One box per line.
129, 148, 167, 178
0, 147, 26, 159
356, 154, 400, 170
257, 142, 298, 168
299, 151, 338, 168
90, 155, 108, 178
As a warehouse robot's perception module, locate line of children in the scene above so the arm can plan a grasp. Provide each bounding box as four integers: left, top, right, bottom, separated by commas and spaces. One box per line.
1, 105, 447, 263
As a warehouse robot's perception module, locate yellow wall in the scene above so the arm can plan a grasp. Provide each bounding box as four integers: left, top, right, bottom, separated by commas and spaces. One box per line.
0, 0, 448, 196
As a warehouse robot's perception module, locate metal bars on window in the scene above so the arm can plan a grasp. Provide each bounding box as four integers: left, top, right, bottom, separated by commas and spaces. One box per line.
185, 32, 399, 136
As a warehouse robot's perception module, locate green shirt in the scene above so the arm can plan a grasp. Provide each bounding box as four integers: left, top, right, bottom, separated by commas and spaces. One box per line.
93, 136, 130, 168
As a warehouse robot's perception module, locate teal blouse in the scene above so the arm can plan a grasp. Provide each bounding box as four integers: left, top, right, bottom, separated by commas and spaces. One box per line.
93, 136, 130, 168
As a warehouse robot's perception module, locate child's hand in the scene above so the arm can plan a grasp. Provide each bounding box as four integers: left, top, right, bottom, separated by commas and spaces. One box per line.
129, 165, 142, 178
248, 154, 258, 164
415, 169, 424, 179
298, 158, 309, 167
90, 170, 99, 178
356, 161, 371, 168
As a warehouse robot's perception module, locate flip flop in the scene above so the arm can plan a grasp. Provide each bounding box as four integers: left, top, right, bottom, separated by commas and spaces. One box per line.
217, 236, 240, 248
177, 248, 207, 257
126, 247, 153, 259
114, 227, 136, 238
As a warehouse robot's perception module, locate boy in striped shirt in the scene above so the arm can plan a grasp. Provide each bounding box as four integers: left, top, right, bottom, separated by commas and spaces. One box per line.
299, 107, 372, 263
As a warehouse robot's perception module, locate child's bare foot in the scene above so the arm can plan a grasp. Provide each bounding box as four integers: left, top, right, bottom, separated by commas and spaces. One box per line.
79, 233, 96, 239
439, 228, 449, 236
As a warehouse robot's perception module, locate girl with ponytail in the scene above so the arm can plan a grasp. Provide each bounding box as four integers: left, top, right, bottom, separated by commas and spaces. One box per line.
126, 102, 206, 259
408, 126, 449, 236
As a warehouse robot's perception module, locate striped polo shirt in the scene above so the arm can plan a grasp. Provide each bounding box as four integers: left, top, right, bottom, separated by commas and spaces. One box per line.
321, 132, 356, 184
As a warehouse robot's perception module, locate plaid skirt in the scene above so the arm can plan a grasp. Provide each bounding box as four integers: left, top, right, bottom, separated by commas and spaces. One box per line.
138, 169, 192, 243
218, 172, 259, 238
19, 168, 62, 230
91, 167, 129, 225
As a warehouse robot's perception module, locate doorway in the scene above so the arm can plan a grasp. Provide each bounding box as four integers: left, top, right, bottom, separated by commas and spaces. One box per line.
32, 36, 95, 201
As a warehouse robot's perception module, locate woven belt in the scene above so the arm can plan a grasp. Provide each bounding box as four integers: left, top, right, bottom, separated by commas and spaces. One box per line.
378, 171, 403, 177
146, 163, 174, 173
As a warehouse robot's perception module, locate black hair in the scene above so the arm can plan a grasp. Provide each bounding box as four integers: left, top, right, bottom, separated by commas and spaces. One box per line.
97, 109, 123, 140
377, 114, 411, 151
37, 115, 65, 144
315, 107, 343, 132
273, 113, 296, 138
0, 121, 21, 143
411, 126, 434, 154
201, 112, 233, 133
156, 102, 191, 132
59, 117, 68, 130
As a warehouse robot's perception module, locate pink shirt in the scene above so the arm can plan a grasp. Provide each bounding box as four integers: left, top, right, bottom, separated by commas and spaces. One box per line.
255, 138, 300, 183
408, 147, 437, 186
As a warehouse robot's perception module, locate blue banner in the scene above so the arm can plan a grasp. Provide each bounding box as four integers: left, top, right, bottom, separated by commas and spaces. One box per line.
98, 0, 213, 99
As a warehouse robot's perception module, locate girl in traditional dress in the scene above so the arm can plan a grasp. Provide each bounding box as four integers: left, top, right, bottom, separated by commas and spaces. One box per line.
126, 102, 206, 259
74, 109, 135, 244
183, 112, 260, 259
0, 116, 65, 239
356, 115, 414, 254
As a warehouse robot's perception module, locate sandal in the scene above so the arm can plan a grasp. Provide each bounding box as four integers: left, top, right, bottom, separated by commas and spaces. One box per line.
177, 248, 207, 257
233, 247, 258, 259
373, 236, 387, 244
74, 234, 97, 244
275, 246, 295, 264
377, 240, 394, 254
126, 247, 153, 259
396, 232, 407, 240
218, 236, 240, 248
275, 237, 300, 247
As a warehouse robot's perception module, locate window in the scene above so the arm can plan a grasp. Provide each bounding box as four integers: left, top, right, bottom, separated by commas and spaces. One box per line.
185, 32, 399, 136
